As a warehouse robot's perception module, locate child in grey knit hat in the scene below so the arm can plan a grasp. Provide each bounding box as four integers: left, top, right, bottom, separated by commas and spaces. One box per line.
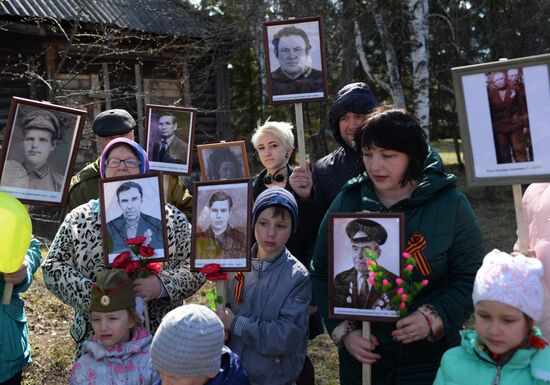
151, 304, 250, 385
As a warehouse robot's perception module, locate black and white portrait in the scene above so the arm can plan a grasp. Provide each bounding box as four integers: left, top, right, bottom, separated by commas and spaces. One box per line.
145, 104, 196, 175
264, 17, 327, 103
191, 180, 252, 271
100, 174, 168, 265
329, 213, 404, 321
0, 97, 86, 205
197, 141, 250, 181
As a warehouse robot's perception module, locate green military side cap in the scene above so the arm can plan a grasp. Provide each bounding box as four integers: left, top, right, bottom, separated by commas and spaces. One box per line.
90, 268, 135, 312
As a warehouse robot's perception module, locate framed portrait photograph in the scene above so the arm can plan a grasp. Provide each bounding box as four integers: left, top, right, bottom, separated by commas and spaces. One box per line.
145, 104, 196, 175
191, 179, 252, 271
197, 141, 250, 182
99, 173, 168, 266
328, 213, 405, 322
452, 53, 550, 186
0, 97, 86, 205
264, 16, 328, 104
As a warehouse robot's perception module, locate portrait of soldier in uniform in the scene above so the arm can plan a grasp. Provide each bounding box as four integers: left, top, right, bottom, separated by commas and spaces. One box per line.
195, 191, 246, 260
333, 219, 397, 310
1, 109, 64, 192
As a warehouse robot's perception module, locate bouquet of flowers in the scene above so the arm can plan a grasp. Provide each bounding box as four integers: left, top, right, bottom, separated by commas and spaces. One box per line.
199, 263, 228, 311
112, 236, 162, 278
364, 249, 428, 317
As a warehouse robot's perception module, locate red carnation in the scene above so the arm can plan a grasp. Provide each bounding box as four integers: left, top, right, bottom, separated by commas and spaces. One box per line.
125, 261, 142, 275
126, 236, 147, 246
200, 263, 221, 275
112, 251, 131, 268
138, 245, 155, 258
147, 262, 163, 274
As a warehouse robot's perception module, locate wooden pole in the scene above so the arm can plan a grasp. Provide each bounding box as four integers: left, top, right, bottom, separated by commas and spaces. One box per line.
294, 103, 307, 169
512, 184, 528, 255
2, 284, 13, 305
362, 321, 371, 385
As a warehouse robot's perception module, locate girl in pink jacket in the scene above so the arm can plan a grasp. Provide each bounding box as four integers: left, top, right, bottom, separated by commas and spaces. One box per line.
70, 269, 159, 385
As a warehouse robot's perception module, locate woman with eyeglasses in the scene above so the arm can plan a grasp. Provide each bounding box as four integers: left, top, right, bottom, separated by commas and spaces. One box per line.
42, 138, 205, 359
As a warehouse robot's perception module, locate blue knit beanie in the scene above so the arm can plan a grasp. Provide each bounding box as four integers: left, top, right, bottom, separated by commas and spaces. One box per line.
253, 187, 298, 233
100, 137, 149, 178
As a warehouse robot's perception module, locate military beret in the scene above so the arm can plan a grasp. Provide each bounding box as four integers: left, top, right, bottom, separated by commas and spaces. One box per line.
22, 109, 60, 140
90, 268, 135, 312
92, 109, 136, 137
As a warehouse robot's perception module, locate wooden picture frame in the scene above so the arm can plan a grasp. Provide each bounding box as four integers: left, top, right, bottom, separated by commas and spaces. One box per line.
328, 212, 405, 322
264, 16, 328, 104
191, 179, 252, 271
452, 53, 550, 186
197, 141, 250, 181
99, 173, 169, 266
0, 97, 86, 205
144, 104, 196, 175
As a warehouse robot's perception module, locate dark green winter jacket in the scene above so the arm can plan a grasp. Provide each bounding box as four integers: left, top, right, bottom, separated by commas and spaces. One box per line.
310, 149, 485, 385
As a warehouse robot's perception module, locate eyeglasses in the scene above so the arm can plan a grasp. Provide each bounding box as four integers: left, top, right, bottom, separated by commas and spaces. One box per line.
105, 158, 141, 168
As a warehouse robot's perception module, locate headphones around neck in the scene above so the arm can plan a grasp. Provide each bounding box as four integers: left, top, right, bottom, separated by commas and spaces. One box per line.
264, 165, 287, 185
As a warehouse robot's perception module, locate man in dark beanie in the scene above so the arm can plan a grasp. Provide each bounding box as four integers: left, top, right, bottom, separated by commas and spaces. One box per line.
62, 109, 192, 219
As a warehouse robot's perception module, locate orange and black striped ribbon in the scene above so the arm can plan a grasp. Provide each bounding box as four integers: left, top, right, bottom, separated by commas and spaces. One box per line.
234, 272, 245, 304
405, 232, 431, 276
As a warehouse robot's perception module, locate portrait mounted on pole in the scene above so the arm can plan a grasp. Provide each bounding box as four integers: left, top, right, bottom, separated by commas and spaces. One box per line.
264, 16, 328, 104
452, 53, 550, 186
328, 212, 405, 322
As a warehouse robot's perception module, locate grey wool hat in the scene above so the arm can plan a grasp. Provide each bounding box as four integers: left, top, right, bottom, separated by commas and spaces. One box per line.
151, 304, 224, 377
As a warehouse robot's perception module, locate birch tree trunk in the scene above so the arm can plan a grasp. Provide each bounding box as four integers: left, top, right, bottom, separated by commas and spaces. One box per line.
356, 0, 406, 107
408, 0, 430, 140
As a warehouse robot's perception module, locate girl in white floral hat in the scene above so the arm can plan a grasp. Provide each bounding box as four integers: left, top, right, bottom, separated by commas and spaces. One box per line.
434, 250, 550, 385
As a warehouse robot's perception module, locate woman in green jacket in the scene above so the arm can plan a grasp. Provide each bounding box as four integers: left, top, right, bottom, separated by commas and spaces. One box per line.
310, 107, 485, 385
0, 238, 41, 385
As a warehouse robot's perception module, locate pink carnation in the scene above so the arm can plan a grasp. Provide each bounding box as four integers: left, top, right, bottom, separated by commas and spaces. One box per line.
402, 252, 410, 258
422, 279, 429, 286
397, 287, 404, 295
401, 294, 408, 301
406, 264, 414, 271
395, 278, 403, 285
368, 278, 375, 285
382, 279, 390, 286
369, 272, 377, 279
367, 260, 377, 267
400, 302, 406, 309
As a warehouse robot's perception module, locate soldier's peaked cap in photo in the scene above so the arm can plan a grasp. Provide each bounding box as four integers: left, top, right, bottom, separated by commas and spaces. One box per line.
22, 109, 60, 140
